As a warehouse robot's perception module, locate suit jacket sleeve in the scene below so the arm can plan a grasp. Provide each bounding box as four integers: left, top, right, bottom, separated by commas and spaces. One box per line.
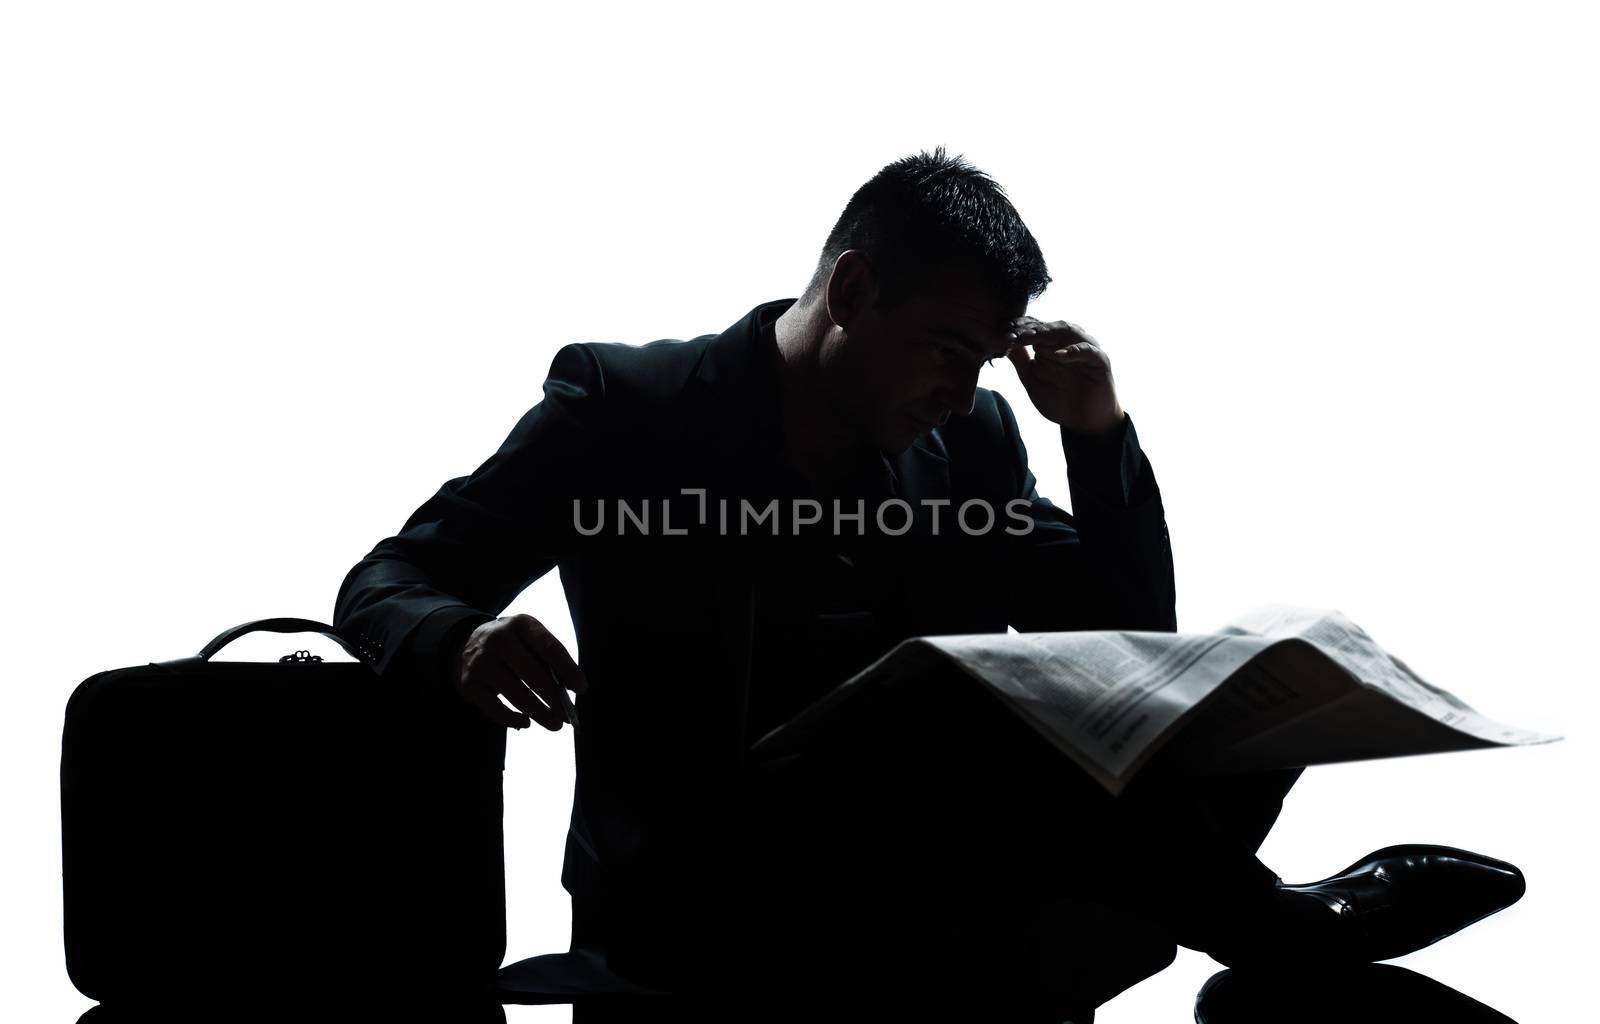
996, 395, 1177, 634
332, 342, 604, 680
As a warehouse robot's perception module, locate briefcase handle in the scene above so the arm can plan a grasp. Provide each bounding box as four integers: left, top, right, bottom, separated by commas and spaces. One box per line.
196, 617, 368, 665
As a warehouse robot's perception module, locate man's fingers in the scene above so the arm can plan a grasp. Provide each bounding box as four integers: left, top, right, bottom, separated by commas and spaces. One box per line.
496, 643, 573, 732
1026, 357, 1111, 385
513, 615, 589, 695
1038, 342, 1106, 360
1006, 345, 1044, 388
1010, 317, 1098, 346
459, 676, 534, 730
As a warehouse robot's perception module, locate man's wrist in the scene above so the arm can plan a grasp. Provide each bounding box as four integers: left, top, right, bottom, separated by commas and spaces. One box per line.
1061, 412, 1140, 508
1060, 410, 1128, 447
435, 614, 494, 684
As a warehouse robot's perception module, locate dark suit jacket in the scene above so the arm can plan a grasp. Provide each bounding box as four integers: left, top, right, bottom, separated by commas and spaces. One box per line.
333, 296, 1176, 989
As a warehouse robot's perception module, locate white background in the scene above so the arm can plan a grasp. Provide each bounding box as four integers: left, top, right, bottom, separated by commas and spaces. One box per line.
5, 2, 1594, 1020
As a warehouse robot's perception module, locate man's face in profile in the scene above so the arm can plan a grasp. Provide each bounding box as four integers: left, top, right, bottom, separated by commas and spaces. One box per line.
823, 260, 1023, 454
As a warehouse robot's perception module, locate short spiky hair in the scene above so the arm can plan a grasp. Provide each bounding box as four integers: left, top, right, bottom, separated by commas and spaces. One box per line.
804, 146, 1051, 312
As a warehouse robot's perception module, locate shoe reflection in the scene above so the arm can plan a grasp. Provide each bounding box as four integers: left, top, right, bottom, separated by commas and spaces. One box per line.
1196, 964, 1517, 1023
77, 998, 507, 1023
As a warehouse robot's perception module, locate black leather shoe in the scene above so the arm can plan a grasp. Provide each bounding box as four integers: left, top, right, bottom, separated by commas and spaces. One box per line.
1207, 844, 1525, 968
1194, 965, 1519, 1023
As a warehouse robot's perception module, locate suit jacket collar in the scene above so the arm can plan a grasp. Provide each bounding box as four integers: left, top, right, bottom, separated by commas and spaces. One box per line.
687, 298, 951, 504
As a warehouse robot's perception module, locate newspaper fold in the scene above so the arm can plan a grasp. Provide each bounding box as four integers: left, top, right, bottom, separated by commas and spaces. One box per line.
747, 605, 1558, 794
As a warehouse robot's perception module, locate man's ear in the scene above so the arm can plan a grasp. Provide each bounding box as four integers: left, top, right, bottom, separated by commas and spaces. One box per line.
824, 249, 882, 330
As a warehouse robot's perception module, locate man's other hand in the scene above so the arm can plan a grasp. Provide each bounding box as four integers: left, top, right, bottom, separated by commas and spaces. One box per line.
450, 614, 588, 731
1004, 316, 1126, 436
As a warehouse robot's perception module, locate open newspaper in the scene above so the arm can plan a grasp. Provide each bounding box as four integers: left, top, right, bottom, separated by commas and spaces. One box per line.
747, 605, 1558, 795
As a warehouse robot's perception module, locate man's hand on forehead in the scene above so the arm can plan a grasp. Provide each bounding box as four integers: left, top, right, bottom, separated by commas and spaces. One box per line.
1002, 316, 1126, 436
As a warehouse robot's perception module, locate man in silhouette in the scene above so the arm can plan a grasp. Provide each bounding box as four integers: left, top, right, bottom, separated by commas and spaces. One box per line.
334, 148, 1523, 1019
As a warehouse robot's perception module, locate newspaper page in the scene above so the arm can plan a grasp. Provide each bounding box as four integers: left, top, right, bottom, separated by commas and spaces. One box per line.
748, 605, 1558, 794
1162, 606, 1559, 777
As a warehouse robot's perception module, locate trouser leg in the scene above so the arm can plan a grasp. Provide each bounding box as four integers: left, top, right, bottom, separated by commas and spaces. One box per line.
728, 683, 1300, 1011
1191, 766, 1304, 858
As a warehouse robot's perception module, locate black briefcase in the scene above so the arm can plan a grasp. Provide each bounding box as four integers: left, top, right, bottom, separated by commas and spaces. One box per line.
61, 618, 508, 1018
